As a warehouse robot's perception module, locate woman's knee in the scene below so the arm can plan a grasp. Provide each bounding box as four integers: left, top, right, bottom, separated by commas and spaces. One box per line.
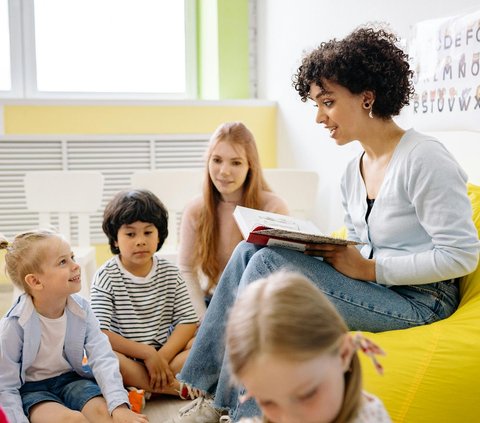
242, 247, 288, 283
220, 242, 264, 285
232, 241, 262, 262
243, 247, 324, 288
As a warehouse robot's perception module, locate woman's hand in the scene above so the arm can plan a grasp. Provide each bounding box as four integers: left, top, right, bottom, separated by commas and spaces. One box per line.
143, 348, 174, 392
305, 244, 376, 281
112, 404, 149, 422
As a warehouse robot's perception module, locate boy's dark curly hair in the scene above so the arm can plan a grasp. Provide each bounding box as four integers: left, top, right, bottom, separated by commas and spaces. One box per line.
293, 27, 414, 118
102, 189, 168, 254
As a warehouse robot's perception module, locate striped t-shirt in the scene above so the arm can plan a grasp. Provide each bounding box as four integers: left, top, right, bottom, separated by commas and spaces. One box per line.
90, 254, 198, 348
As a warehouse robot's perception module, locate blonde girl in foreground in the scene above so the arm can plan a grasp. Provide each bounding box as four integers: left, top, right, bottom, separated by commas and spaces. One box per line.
225, 271, 391, 423
0, 230, 147, 423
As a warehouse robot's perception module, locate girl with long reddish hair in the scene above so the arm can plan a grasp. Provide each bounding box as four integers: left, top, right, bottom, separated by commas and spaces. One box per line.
178, 122, 288, 318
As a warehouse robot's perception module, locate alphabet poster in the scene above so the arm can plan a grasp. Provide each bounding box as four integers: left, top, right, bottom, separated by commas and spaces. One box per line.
409, 9, 480, 130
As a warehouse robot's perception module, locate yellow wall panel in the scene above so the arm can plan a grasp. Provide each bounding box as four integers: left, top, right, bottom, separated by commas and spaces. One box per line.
3, 104, 277, 167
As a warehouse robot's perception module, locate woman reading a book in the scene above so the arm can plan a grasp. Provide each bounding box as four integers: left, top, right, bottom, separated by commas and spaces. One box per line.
168, 27, 479, 422
178, 121, 288, 319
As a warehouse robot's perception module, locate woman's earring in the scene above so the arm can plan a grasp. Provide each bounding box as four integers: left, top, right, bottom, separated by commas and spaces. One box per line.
363, 102, 374, 118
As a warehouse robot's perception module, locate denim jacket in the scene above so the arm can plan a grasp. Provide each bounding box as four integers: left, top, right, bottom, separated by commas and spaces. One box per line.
0, 293, 129, 423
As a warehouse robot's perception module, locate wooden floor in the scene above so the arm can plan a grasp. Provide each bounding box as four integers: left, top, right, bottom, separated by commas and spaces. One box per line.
144, 396, 186, 421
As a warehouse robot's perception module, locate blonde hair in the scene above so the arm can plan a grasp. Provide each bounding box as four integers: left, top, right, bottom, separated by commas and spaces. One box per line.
0, 229, 60, 294
226, 271, 363, 423
194, 122, 271, 292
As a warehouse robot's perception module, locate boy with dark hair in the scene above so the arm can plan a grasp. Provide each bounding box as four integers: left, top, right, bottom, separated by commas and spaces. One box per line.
91, 189, 198, 402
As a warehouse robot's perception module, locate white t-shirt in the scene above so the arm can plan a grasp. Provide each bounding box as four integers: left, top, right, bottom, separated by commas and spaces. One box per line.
236, 391, 391, 423
353, 391, 391, 422
25, 311, 72, 381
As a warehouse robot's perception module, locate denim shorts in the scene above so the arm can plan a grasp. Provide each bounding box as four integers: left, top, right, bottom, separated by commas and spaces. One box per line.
20, 371, 102, 417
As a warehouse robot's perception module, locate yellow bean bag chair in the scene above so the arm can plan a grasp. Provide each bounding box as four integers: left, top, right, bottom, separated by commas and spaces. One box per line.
355, 183, 480, 422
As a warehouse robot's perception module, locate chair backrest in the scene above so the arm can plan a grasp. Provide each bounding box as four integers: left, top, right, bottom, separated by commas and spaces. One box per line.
263, 169, 319, 219
130, 169, 204, 251
24, 171, 104, 247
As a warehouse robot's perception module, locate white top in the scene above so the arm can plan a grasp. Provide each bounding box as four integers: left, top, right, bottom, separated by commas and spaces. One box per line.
25, 312, 72, 381
235, 391, 390, 423
90, 254, 198, 348
341, 129, 479, 285
353, 391, 391, 422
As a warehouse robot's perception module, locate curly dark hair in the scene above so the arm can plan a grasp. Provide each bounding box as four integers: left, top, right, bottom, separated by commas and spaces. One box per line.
102, 189, 168, 254
292, 27, 414, 118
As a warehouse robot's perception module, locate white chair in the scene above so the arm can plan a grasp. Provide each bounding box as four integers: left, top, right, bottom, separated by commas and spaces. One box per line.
12, 171, 104, 302
263, 168, 319, 219
130, 169, 204, 263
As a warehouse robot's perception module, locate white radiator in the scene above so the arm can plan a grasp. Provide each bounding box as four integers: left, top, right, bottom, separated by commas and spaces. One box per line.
0, 134, 209, 243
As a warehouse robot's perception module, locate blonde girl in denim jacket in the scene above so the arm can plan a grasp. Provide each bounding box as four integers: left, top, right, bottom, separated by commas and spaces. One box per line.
0, 230, 147, 423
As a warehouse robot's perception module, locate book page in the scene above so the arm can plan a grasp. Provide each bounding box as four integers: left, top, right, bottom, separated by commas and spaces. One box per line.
255, 215, 303, 231
234, 205, 321, 235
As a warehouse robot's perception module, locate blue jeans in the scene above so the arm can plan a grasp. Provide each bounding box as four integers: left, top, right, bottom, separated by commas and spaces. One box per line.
20, 371, 102, 417
178, 242, 459, 421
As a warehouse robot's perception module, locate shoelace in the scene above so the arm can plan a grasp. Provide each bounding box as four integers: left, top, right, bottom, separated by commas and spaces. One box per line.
178, 397, 212, 417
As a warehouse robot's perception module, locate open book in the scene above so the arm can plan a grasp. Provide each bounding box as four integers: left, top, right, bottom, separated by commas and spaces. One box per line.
233, 206, 360, 252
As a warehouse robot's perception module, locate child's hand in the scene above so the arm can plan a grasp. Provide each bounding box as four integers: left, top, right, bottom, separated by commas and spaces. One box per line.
143, 350, 174, 392
112, 404, 149, 422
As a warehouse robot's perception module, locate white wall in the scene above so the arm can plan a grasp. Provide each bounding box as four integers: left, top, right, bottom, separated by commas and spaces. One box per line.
257, 0, 480, 233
